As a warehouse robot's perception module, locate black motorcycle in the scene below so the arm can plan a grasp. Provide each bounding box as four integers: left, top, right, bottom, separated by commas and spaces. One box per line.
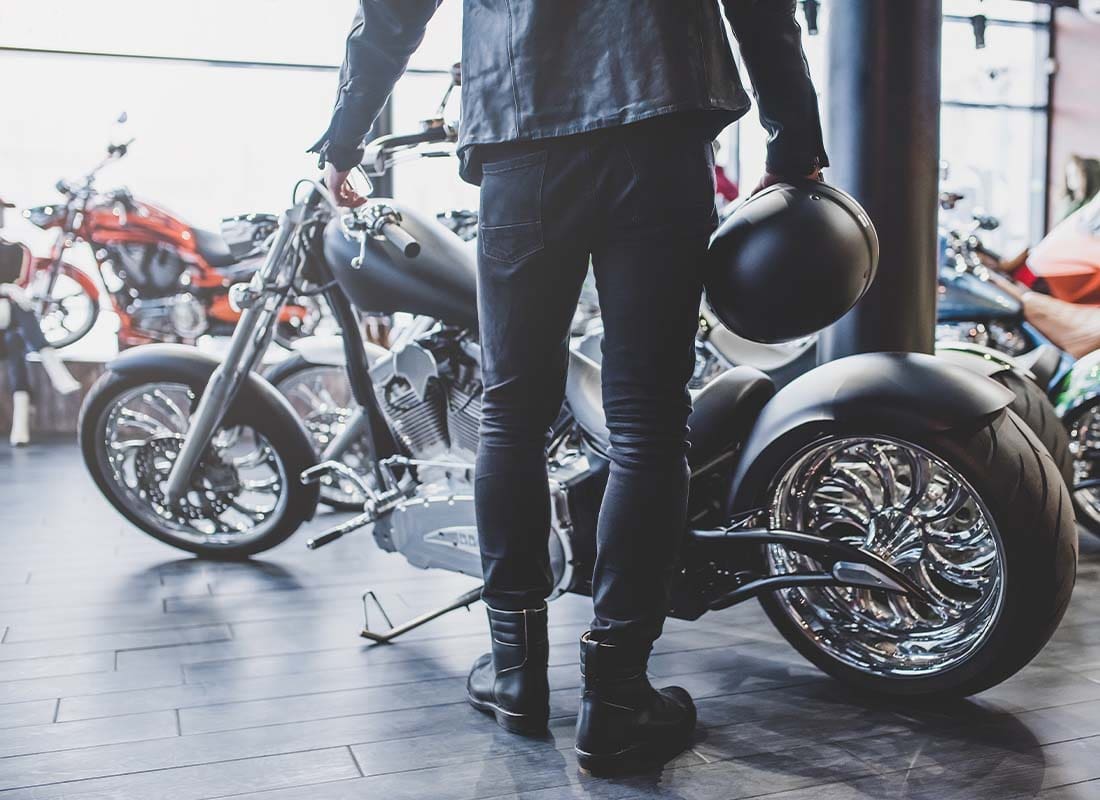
77, 155, 1077, 703
80, 62, 1076, 696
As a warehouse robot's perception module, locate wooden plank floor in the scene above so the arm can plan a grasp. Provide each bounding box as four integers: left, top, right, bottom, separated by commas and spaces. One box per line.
2, 438, 1100, 799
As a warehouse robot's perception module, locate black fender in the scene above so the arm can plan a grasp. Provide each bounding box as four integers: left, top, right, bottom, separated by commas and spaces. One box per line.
105, 343, 320, 518
934, 342, 1019, 378
728, 351, 1015, 512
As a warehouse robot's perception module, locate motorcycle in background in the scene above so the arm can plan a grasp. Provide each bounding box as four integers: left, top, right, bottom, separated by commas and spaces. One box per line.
1009, 192, 1100, 306
78, 72, 1076, 700
19, 126, 319, 349
934, 201, 1100, 533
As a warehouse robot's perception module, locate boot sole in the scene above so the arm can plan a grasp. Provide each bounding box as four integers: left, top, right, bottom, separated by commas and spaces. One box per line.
575, 717, 695, 777
467, 692, 549, 736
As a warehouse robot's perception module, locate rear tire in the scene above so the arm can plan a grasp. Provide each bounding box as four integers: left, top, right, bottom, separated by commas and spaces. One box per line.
1063, 398, 1100, 538
758, 409, 1077, 698
989, 366, 1074, 487
266, 353, 374, 511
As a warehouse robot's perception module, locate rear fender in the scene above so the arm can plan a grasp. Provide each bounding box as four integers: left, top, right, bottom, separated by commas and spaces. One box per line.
728, 351, 1014, 513
934, 342, 1018, 378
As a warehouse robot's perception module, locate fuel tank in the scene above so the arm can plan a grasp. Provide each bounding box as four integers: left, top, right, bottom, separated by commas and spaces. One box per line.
938, 265, 1021, 323
323, 200, 478, 330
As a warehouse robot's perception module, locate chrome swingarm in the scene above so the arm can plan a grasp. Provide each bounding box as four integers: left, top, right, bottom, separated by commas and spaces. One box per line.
689, 510, 934, 611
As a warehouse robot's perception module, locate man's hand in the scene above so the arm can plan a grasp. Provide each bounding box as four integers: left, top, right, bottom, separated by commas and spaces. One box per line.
324, 162, 368, 208
752, 166, 823, 196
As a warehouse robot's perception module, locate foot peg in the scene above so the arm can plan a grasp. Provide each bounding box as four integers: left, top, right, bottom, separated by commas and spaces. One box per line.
300, 460, 386, 550
305, 509, 378, 550
361, 585, 483, 644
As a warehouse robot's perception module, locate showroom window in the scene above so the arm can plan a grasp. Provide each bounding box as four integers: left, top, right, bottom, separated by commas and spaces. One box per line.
0, 1, 1057, 256
729, 0, 1053, 256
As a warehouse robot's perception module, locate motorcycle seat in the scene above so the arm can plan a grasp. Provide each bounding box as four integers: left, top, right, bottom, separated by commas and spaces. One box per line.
566, 347, 776, 469
1015, 344, 1062, 388
192, 227, 238, 269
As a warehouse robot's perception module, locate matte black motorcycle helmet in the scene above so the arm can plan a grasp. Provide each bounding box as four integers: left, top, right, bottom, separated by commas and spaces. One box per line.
704, 180, 879, 343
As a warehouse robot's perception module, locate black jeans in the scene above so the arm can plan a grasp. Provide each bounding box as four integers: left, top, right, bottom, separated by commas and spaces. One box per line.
0, 301, 49, 393
474, 118, 717, 647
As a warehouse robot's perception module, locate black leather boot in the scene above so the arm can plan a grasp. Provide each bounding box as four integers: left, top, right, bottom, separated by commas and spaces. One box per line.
466, 606, 550, 735
574, 633, 696, 776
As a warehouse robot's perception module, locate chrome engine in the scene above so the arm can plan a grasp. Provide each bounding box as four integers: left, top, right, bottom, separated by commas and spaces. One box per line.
363, 329, 576, 596
128, 293, 209, 341
370, 330, 482, 472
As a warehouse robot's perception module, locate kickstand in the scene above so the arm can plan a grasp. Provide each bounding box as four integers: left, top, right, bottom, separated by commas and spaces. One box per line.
360, 585, 483, 644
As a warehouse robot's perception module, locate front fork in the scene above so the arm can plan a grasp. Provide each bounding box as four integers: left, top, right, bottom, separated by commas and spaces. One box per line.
163, 210, 299, 503
34, 230, 71, 314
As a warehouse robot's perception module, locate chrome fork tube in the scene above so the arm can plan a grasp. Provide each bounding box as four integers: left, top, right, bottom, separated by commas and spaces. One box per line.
164, 210, 298, 503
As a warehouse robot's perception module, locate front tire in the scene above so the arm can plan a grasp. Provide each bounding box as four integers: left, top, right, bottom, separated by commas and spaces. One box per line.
758, 409, 1077, 698
79, 369, 319, 558
28, 263, 99, 349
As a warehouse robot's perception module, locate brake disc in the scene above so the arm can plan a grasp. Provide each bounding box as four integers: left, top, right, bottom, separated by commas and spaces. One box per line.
133, 435, 241, 522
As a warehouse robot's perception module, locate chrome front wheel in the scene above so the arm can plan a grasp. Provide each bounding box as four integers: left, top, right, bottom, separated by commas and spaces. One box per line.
80, 371, 318, 558
27, 266, 99, 349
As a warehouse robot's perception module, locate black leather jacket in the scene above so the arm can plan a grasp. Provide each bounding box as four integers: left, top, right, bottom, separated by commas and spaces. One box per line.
311, 0, 828, 184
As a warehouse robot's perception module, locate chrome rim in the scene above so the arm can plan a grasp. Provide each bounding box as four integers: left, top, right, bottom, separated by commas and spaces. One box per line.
275, 365, 373, 506
29, 271, 96, 347
96, 382, 288, 547
766, 436, 1005, 678
1069, 404, 1100, 529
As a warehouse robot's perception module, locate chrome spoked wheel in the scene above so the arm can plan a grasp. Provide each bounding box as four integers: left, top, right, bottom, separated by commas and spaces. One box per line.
766, 435, 1006, 678
274, 364, 374, 509
28, 269, 98, 349
1068, 404, 1100, 531
95, 382, 290, 548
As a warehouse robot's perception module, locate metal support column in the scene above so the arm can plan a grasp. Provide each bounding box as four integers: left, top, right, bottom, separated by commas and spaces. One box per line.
818, 0, 944, 360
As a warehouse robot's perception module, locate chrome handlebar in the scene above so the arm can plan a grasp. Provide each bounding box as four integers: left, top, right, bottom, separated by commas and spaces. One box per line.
360, 123, 457, 177
343, 202, 421, 265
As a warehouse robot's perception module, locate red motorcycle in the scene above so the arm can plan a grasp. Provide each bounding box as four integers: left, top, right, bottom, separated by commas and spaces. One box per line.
19, 136, 317, 349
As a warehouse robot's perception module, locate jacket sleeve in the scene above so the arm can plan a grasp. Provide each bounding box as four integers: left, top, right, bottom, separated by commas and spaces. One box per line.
720, 0, 829, 176
310, 0, 443, 170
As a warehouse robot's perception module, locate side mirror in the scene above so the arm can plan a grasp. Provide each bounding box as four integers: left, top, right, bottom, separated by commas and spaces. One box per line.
974, 213, 1000, 232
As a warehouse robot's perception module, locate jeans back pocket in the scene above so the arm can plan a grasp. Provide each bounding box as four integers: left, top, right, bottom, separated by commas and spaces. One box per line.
479, 150, 547, 264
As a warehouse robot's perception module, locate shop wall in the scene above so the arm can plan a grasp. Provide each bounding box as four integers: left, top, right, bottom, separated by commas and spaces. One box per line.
1049, 8, 1100, 225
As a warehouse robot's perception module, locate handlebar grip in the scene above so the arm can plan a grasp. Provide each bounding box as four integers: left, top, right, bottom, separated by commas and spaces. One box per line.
381, 221, 421, 258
